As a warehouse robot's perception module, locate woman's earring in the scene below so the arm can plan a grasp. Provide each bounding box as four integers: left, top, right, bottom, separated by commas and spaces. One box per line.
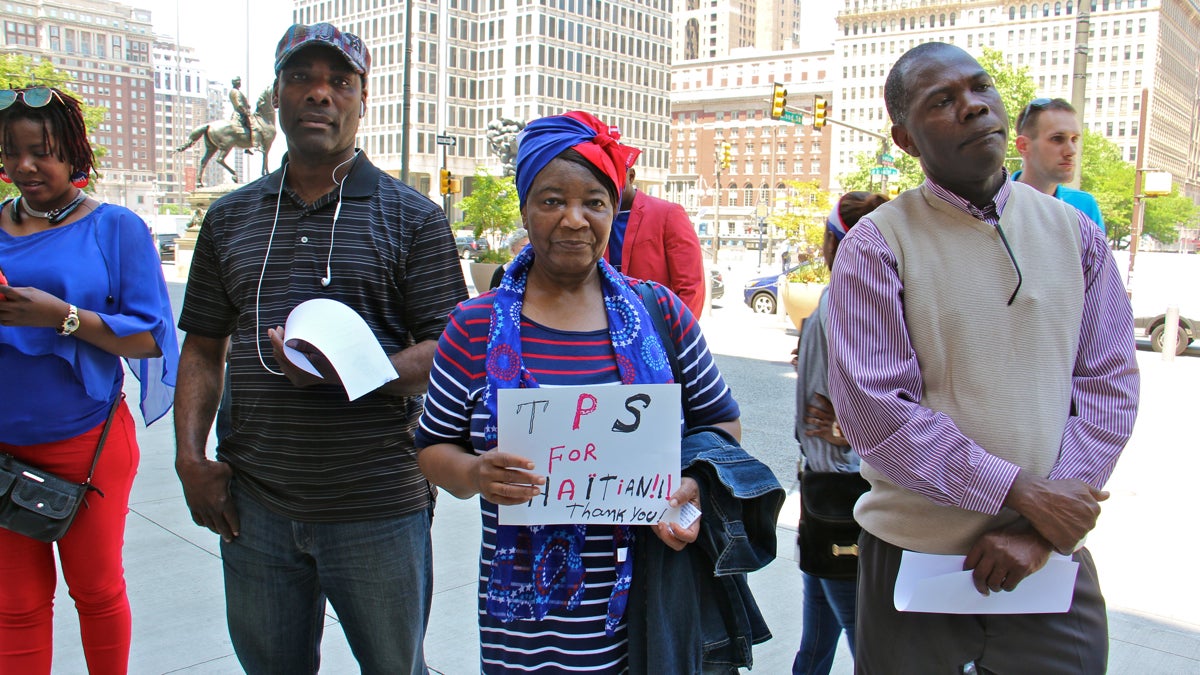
70, 170, 89, 189
0, 167, 10, 184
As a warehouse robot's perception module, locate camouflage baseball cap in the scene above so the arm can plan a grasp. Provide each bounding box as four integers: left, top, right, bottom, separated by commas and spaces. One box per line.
274, 23, 370, 77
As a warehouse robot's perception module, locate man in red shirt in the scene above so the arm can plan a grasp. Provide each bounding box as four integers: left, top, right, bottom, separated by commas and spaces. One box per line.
607, 163, 706, 316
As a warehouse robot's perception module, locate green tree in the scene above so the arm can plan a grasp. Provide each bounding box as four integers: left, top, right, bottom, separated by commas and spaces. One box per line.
976, 47, 1038, 174
1080, 129, 1134, 246
1076, 130, 1197, 248
1143, 187, 1200, 248
768, 179, 831, 260
458, 167, 519, 245
158, 202, 191, 215
0, 54, 108, 201
838, 139, 924, 194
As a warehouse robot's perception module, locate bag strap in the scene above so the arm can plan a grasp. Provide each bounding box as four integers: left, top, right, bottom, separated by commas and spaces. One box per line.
83, 395, 123, 490
636, 282, 694, 429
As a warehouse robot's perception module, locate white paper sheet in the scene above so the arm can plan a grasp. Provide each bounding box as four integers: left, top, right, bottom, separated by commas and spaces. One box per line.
281, 299, 397, 401
661, 502, 701, 528
894, 550, 1079, 614
495, 384, 681, 526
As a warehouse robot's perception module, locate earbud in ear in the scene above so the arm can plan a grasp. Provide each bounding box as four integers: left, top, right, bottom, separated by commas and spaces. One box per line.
360, 102, 366, 118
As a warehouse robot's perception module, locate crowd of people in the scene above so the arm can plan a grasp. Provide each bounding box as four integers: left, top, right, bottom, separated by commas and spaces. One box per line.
0, 22, 1141, 675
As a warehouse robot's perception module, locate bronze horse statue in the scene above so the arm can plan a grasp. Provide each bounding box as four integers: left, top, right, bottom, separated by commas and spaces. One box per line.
176, 89, 276, 186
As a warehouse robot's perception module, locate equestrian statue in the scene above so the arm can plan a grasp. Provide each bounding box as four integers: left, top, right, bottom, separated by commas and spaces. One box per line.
176, 87, 276, 187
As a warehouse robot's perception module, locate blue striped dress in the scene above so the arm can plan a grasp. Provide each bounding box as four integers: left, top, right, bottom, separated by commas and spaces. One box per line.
416, 282, 739, 673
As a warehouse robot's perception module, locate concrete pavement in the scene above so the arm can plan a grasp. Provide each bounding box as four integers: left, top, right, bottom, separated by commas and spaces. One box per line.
43, 277, 1200, 673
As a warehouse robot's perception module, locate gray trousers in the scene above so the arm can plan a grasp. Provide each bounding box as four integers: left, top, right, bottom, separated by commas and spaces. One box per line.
854, 531, 1108, 675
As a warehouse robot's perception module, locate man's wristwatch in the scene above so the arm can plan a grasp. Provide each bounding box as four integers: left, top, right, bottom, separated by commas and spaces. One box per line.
57, 304, 80, 336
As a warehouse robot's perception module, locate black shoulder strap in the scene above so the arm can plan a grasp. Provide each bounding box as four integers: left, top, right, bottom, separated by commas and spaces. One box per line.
636, 282, 694, 429
83, 395, 123, 494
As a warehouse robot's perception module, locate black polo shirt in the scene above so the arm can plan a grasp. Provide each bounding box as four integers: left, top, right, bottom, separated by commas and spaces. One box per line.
179, 152, 468, 522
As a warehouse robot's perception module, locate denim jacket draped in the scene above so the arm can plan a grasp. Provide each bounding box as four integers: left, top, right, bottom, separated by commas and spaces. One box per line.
627, 426, 785, 674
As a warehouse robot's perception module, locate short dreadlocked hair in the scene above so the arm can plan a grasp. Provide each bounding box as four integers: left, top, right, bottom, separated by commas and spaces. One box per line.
0, 87, 97, 179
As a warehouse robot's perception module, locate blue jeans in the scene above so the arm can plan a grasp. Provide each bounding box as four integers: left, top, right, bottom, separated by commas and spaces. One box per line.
792, 572, 857, 675
220, 482, 432, 675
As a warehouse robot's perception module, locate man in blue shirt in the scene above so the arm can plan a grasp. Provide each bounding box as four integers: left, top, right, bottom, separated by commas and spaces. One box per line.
1013, 97, 1106, 233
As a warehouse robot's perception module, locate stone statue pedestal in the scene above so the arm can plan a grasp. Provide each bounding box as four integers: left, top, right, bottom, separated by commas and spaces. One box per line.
174, 185, 237, 281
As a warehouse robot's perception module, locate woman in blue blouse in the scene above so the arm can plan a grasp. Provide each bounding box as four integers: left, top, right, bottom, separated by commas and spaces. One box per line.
0, 86, 178, 673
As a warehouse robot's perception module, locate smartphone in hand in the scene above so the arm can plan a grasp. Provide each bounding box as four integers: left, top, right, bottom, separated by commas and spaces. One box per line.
0, 266, 8, 300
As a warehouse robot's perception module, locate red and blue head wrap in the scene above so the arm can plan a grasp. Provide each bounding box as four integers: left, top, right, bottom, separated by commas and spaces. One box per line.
514, 111, 641, 207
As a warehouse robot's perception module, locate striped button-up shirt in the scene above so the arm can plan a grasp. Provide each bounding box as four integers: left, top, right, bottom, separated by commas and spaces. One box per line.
827, 177, 1139, 516
179, 152, 469, 521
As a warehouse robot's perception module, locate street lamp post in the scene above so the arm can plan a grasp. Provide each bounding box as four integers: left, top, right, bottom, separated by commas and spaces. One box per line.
755, 201, 769, 271
712, 156, 723, 265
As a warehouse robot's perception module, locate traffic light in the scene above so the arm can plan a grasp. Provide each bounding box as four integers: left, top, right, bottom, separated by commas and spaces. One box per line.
770, 83, 788, 120
888, 184, 900, 198
720, 142, 732, 170
449, 177, 462, 194
813, 95, 828, 130
439, 168, 451, 195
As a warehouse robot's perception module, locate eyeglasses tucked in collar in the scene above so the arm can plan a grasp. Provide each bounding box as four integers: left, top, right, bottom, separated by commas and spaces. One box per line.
1016, 97, 1053, 134
0, 87, 64, 111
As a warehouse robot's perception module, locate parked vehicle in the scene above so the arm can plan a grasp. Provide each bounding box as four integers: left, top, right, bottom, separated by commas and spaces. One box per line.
742, 265, 801, 314
158, 234, 178, 263
710, 269, 725, 301
1134, 312, 1196, 355
455, 236, 490, 260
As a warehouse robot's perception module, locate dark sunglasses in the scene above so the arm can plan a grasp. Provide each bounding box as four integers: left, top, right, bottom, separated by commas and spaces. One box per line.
0, 87, 63, 111
1017, 97, 1053, 131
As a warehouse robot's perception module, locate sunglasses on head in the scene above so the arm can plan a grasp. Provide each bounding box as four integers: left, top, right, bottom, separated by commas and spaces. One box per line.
1017, 97, 1053, 130
0, 87, 63, 111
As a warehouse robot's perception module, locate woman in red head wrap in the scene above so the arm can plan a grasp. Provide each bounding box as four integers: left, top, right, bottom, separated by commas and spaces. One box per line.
414, 112, 776, 673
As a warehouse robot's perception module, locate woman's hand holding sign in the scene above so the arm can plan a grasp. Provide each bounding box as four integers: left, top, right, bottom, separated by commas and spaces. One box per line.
474, 450, 547, 505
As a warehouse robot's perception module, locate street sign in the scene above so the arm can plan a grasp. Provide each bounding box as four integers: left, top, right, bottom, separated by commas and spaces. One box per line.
880, 153, 894, 163
780, 110, 803, 125
435, 135, 457, 147
870, 166, 899, 176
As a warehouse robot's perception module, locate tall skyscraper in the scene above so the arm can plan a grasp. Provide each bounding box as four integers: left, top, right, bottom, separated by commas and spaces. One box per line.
2, 0, 158, 218
674, 0, 805, 62
152, 37, 210, 207
292, 0, 673, 206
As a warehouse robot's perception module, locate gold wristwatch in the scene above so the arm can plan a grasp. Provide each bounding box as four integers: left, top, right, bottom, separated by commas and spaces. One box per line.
57, 304, 80, 336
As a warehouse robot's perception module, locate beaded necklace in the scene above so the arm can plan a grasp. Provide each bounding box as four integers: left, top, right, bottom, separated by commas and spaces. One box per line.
12, 190, 87, 225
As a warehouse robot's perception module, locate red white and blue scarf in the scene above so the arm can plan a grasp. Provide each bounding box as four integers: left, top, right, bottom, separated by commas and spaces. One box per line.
483, 247, 675, 634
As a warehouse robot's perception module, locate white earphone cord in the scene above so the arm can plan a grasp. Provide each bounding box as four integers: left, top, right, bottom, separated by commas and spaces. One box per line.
255, 151, 361, 376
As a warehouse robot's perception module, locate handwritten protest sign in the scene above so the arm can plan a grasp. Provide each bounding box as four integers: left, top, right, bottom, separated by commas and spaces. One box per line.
497, 384, 682, 526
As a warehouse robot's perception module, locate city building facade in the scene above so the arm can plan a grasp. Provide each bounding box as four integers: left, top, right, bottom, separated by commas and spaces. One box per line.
833, 0, 1200, 201
151, 37, 212, 208
669, 49, 834, 255
2, 0, 158, 219
292, 0, 673, 217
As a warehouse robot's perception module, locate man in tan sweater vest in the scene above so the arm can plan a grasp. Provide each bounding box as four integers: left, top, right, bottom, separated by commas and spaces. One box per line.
826, 42, 1140, 673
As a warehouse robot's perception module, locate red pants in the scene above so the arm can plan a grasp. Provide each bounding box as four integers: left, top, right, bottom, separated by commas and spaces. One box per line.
0, 400, 139, 675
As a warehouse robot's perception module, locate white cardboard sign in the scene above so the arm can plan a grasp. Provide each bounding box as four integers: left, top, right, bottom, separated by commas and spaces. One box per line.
496, 384, 681, 526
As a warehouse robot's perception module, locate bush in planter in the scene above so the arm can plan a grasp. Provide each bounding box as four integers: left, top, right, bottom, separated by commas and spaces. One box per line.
473, 248, 512, 265
786, 259, 830, 285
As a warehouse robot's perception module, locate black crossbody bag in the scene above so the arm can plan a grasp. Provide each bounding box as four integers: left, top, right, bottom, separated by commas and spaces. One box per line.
0, 396, 121, 543
797, 470, 870, 580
